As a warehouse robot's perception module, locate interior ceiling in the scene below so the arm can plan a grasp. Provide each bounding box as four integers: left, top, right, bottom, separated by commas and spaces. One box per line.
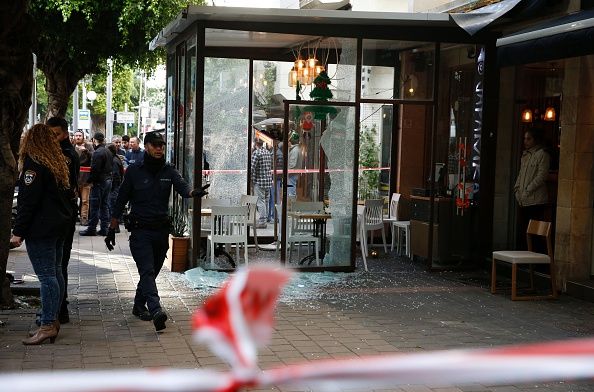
205, 28, 431, 52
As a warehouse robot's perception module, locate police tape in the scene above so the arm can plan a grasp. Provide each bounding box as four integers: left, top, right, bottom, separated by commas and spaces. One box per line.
3, 267, 594, 392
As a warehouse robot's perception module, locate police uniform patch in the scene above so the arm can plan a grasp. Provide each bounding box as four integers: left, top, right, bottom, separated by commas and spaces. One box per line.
24, 170, 36, 185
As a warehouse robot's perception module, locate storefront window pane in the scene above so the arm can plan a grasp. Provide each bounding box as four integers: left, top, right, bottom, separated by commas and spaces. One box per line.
183, 37, 197, 234
285, 103, 356, 268
203, 58, 250, 205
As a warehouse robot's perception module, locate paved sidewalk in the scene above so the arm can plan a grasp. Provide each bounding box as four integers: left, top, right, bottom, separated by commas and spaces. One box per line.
2, 226, 594, 392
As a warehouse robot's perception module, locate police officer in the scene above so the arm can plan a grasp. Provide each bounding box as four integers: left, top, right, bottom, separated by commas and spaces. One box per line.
104, 132, 208, 332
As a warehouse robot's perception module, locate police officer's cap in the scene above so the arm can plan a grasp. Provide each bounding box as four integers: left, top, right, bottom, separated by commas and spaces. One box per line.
144, 132, 165, 146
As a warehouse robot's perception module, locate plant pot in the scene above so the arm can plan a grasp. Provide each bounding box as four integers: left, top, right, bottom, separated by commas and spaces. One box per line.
169, 236, 190, 272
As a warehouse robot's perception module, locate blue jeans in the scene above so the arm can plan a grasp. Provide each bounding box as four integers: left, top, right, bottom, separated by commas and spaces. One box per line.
268, 180, 281, 221
129, 228, 169, 315
88, 178, 112, 232
26, 237, 65, 325
288, 174, 298, 197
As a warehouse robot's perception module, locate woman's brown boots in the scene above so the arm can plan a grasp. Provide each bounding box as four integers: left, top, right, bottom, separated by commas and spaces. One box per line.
23, 323, 58, 345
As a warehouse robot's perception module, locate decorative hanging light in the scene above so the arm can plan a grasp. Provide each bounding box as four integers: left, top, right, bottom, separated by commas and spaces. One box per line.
288, 67, 298, 87
521, 108, 533, 123
544, 106, 556, 121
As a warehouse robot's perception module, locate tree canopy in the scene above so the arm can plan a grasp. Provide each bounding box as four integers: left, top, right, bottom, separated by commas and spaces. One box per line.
30, 0, 201, 117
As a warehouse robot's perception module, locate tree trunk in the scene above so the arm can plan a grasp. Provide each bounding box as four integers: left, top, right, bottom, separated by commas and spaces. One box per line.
0, 0, 35, 308
41, 59, 83, 119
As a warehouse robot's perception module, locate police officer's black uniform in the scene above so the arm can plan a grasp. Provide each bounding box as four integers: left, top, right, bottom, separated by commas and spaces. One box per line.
106, 132, 207, 332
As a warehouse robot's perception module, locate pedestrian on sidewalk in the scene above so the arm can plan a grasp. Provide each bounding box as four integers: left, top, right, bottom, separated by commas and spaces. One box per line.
11, 124, 74, 345
80, 132, 113, 236
73, 130, 94, 225
105, 132, 209, 332
125, 136, 144, 166
106, 143, 124, 233
251, 138, 273, 228
47, 117, 80, 324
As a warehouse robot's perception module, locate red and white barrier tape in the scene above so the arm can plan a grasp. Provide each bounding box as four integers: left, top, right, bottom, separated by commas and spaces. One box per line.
3, 267, 594, 392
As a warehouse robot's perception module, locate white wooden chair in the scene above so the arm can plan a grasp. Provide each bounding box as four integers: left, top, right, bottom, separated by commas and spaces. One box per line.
383, 193, 411, 257
207, 206, 250, 268
359, 199, 388, 271
200, 198, 230, 238
240, 195, 260, 250
491, 219, 557, 300
277, 201, 323, 265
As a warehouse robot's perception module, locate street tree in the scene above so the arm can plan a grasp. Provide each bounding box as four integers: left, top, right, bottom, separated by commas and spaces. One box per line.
0, 0, 199, 307
0, 0, 35, 307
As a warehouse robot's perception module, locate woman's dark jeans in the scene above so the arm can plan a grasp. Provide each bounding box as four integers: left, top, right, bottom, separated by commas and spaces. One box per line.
26, 237, 65, 326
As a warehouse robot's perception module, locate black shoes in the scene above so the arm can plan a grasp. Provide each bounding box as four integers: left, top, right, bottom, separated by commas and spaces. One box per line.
132, 305, 152, 321
152, 310, 168, 332
79, 229, 97, 236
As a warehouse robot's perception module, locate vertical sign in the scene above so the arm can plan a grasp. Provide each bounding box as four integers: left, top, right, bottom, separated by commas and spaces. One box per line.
78, 109, 91, 130
471, 47, 485, 202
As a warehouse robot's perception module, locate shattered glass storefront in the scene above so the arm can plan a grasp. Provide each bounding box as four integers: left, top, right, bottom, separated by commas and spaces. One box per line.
152, 6, 497, 272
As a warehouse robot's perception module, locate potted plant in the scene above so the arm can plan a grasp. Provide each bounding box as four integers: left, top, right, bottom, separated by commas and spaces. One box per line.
167, 208, 191, 273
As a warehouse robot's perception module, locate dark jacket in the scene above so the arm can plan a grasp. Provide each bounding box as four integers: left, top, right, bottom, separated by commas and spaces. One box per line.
61, 138, 80, 201
75, 141, 94, 185
113, 162, 192, 223
13, 156, 74, 239
111, 153, 124, 188
125, 148, 144, 166
88, 143, 113, 184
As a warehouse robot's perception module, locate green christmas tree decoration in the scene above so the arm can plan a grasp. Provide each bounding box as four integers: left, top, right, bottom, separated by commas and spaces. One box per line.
307, 70, 337, 120
309, 71, 333, 101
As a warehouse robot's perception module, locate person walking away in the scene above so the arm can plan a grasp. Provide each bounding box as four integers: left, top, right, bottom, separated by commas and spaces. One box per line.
106, 143, 124, 233
288, 132, 302, 198
10, 124, 74, 344
251, 138, 273, 228
73, 130, 93, 225
47, 117, 79, 324
125, 136, 144, 166
514, 127, 550, 248
80, 132, 112, 236
268, 142, 283, 222
105, 132, 209, 331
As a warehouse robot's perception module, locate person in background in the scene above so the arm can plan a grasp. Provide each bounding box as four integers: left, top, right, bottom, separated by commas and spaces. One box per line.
11, 124, 74, 345
46, 117, 79, 324
251, 138, 273, 228
514, 127, 551, 247
105, 132, 209, 332
268, 141, 283, 223
125, 136, 144, 166
106, 143, 124, 233
122, 134, 131, 153
73, 130, 94, 225
288, 132, 302, 198
111, 136, 126, 157
80, 132, 112, 236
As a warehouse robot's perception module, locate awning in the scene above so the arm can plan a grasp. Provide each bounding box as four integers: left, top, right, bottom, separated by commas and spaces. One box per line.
497, 10, 594, 67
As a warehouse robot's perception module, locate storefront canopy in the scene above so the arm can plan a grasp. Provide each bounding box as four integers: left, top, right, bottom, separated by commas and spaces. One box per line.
150, 5, 487, 53
496, 10, 594, 67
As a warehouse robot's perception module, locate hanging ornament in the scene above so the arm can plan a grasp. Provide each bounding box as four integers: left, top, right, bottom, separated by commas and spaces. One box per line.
301, 111, 314, 131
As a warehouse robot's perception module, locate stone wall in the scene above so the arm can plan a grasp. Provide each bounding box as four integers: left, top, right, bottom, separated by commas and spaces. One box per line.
555, 55, 594, 288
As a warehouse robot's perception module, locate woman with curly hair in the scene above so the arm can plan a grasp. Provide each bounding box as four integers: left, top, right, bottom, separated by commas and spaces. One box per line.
10, 124, 74, 345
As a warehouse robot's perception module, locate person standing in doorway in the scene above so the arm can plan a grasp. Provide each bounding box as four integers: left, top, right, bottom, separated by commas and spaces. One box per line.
80, 132, 113, 236
514, 127, 550, 239
11, 124, 74, 344
125, 136, 144, 166
105, 132, 209, 331
251, 138, 273, 228
73, 130, 94, 225
47, 117, 79, 324
268, 142, 283, 223
288, 132, 302, 198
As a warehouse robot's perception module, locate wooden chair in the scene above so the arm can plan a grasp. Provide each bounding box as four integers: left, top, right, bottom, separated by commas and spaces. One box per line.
359, 199, 388, 271
240, 195, 260, 250
491, 220, 557, 301
383, 193, 411, 257
207, 206, 249, 268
